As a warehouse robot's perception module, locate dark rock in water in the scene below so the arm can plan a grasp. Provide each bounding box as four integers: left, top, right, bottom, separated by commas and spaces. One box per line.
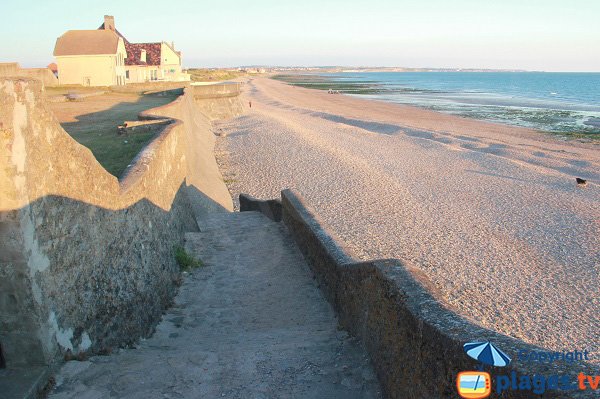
576, 177, 587, 186
583, 117, 600, 128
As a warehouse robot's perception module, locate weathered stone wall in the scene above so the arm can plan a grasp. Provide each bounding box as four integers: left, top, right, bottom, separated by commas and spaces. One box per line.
0, 77, 232, 370
14, 68, 58, 88
0, 63, 19, 76
242, 190, 597, 399
0, 63, 58, 87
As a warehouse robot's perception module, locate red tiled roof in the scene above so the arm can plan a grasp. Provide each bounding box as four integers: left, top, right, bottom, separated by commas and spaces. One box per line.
98, 22, 162, 66
124, 42, 162, 66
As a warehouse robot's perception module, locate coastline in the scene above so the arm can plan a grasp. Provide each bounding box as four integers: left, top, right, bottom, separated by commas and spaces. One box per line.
215, 77, 599, 363
273, 72, 600, 143
262, 76, 600, 161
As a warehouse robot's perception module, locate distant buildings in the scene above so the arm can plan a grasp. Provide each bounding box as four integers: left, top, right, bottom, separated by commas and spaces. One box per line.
53, 15, 190, 86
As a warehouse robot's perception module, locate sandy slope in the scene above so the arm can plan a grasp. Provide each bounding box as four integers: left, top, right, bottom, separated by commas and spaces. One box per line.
216, 77, 599, 364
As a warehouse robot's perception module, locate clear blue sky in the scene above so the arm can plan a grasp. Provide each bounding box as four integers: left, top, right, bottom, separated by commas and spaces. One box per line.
3, 0, 599, 71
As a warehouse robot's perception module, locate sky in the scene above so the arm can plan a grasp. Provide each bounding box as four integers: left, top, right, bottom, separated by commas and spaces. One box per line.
2, 0, 599, 71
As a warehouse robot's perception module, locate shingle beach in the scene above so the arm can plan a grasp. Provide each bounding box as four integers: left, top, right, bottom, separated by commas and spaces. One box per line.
216, 77, 599, 365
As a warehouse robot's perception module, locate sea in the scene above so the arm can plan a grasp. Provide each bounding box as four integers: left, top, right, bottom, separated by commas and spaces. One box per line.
278, 72, 600, 138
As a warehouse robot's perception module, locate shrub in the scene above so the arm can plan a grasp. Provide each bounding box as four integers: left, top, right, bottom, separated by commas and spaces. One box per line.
174, 245, 203, 271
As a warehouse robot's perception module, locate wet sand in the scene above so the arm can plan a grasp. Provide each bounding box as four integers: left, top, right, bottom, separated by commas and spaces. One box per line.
216, 77, 599, 363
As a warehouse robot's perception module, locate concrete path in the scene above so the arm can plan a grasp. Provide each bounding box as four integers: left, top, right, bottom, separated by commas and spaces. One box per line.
50, 212, 380, 398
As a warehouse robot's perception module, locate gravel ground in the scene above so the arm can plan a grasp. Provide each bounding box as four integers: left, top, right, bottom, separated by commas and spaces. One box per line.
215, 78, 599, 365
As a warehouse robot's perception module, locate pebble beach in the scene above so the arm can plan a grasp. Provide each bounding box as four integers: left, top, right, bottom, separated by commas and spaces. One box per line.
215, 77, 599, 365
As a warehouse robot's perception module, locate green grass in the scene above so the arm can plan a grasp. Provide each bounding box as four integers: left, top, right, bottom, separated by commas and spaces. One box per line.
174, 245, 204, 271
549, 131, 600, 141
187, 68, 246, 82
59, 92, 179, 177
271, 74, 385, 94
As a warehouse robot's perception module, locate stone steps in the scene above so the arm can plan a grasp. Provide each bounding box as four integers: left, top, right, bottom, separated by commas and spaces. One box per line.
49, 211, 381, 398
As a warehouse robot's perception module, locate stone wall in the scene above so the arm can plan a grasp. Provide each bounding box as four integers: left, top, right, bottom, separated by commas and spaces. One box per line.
244, 190, 597, 398
0, 77, 233, 371
14, 68, 58, 88
0, 63, 58, 87
0, 63, 19, 76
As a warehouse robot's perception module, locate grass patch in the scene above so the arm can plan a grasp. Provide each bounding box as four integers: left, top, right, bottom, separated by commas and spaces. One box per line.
50, 92, 179, 177
548, 131, 600, 141
174, 245, 203, 271
271, 74, 386, 94
187, 68, 246, 82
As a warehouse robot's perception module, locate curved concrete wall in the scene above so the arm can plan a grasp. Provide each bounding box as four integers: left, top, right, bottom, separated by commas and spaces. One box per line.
0, 77, 233, 370
191, 83, 245, 121
244, 190, 597, 398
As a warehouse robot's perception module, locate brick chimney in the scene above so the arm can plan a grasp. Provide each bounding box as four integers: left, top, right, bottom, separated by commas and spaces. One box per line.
104, 15, 115, 31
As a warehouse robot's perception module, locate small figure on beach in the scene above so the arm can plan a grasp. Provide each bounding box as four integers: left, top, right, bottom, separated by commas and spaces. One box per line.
249, 101, 252, 108
576, 177, 587, 187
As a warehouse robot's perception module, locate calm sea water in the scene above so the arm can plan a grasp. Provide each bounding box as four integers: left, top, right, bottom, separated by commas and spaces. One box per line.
320, 72, 600, 137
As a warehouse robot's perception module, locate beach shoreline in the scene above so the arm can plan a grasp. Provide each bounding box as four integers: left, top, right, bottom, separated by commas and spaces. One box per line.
272, 72, 600, 142
215, 77, 599, 365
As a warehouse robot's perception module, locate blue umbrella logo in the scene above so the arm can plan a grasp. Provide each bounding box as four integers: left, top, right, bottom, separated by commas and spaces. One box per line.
463, 341, 511, 367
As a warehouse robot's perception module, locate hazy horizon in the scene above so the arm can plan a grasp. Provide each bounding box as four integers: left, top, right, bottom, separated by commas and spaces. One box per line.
2, 0, 599, 72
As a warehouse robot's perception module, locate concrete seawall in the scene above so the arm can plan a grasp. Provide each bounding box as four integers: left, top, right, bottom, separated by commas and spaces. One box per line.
191, 82, 245, 121
243, 190, 597, 398
0, 77, 235, 382
0, 63, 58, 87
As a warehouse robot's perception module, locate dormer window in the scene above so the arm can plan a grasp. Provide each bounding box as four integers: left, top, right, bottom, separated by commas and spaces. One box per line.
140, 50, 147, 63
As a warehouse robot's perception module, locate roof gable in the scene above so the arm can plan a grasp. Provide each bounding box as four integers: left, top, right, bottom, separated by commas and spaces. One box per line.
54, 30, 121, 56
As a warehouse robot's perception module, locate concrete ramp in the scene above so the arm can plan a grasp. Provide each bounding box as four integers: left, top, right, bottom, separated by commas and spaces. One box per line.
49, 212, 380, 398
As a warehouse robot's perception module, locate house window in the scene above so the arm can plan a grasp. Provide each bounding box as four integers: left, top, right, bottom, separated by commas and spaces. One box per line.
125, 71, 129, 79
